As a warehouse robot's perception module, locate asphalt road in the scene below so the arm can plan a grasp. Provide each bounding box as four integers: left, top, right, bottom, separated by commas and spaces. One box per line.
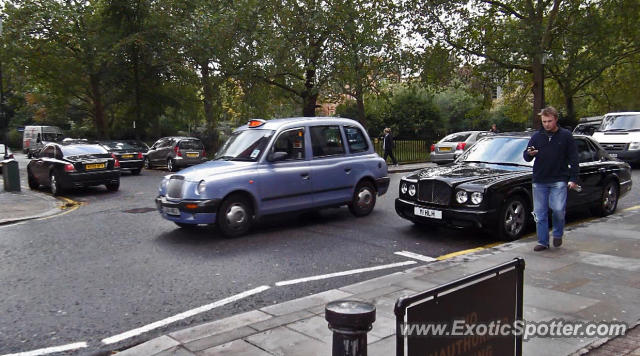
1, 154, 639, 355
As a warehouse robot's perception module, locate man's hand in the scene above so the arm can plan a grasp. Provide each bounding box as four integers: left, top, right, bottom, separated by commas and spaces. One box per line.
527, 146, 538, 156
568, 181, 578, 190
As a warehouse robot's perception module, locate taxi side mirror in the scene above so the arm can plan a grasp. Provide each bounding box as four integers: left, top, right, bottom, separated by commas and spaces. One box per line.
267, 151, 288, 162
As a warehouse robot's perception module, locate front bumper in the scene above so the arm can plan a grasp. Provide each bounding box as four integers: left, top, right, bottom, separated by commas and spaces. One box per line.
61, 170, 120, 188
395, 198, 498, 230
375, 176, 390, 195
155, 195, 221, 224
605, 150, 640, 164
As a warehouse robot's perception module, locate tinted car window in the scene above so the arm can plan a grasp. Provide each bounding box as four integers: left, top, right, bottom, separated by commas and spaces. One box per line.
41, 146, 55, 158
61, 145, 108, 156
576, 139, 595, 163
442, 133, 472, 142
460, 137, 532, 166
344, 126, 368, 153
179, 140, 204, 150
102, 141, 136, 150
272, 128, 305, 160
311, 126, 345, 157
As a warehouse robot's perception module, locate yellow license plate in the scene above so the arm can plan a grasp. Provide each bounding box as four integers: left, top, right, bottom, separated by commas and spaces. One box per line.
85, 163, 106, 170
186, 153, 199, 158
439, 147, 451, 152
121, 154, 133, 159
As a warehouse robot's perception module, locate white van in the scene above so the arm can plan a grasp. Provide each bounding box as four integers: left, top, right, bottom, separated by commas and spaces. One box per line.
592, 112, 640, 165
22, 125, 64, 158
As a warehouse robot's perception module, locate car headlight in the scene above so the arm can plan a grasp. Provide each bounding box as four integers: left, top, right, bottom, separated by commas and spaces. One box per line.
456, 190, 468, 204
471, 192, 483, 205
629, 142, 640, 150
401, 182, 408, 194
196, 180, 206, 195
408, 184, 416, 197
160, 178, 169, 192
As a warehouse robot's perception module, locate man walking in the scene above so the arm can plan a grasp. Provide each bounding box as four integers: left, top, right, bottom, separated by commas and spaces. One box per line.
523, 107, 579, 251
383, 128, 398, 166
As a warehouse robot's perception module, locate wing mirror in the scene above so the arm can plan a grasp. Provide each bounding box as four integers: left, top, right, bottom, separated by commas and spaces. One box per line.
267, 151, 288, 162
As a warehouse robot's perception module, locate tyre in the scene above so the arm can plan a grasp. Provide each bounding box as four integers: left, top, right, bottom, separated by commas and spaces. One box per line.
144, 157, 151, 169
167, 158, 176, 172
27, 170, 39, 190
131, 169, 141, 175
594, 180, 619, 217
106, 181, 120, 192
498, 195, 528, 241
348, 180, 377, 217
50, 172, 61, 196
217, 194, 253, 237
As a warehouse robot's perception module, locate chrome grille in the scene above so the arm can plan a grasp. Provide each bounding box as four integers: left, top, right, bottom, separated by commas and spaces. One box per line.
418, 180, 452, 205
166, 176, 185, 199
601, 143, 627, 151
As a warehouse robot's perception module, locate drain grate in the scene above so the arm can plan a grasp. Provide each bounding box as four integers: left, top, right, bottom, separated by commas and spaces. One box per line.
123, 207, 157, 214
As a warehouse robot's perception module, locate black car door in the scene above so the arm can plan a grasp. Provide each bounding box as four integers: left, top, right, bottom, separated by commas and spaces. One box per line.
569, 138, 600, 208
33, 145, 55, 182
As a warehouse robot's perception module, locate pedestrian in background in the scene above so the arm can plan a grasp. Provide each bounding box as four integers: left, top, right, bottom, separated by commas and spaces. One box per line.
523, 106, 579, 251
383, 128, 398, 166
489, 123, 499, 133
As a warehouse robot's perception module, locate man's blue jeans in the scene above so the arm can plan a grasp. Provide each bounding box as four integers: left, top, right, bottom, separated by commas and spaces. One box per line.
532, 181, 567, 247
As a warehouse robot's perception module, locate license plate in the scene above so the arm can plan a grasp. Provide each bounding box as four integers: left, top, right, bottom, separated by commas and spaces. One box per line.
414, 207, 442, 219
186, 152, 199, 158
163, 207, 180, 216
85, 163, 106, 170
610, 153, 618, 158
439, 147, 451, 152
121, 154, 133, 159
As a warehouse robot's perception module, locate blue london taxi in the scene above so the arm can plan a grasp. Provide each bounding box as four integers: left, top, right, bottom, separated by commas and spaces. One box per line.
156, 117, 390, 236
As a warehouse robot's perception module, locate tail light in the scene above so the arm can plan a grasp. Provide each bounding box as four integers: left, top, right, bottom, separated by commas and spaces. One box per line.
174, 146, 182, 157
137, 152, 143, 159
456, 142, 466, 150
430, 144, 435, 152
64, 163, 76, 172
202, 148, 206, 157
111, 154, 120, 168
8, 154, 14, 159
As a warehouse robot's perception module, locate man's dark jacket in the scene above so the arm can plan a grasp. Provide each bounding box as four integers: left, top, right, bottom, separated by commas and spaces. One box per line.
523, 127, 579, 183
383, 134, 394, 152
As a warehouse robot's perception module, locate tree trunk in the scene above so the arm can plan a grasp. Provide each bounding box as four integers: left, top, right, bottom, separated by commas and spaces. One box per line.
200, 61, 216, 130
564, 90, 576, 127
90, 74, 108, 139
532, 54, 545, 130
302, 68, 317, 117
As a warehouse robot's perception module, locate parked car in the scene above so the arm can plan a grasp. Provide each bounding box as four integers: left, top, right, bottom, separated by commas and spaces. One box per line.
125, 140, 150, 156
0, 144, 14, 173
145, 137, 207, 172
592, 112, 640, 165
99, 141, 145, 175
572, 116, 603, 136
396, 133, 632, 241
27, 143, 121, 195
155, 117, 390, 236
430, 131, 494, 164
22, 125, 64, 158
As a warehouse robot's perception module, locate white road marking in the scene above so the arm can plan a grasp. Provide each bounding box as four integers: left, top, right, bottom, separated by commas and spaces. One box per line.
275, 261, 417, 287
394, 251, 437, 262
1, 342, 88, 356
101, 285, 271, 345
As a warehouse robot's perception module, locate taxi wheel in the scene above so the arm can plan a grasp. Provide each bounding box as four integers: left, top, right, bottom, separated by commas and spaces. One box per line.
349, 181, 376, 217
144, 157, 151, 169
498, 196, 528, 241
217, 194, 253, 237
28, 170, 39, 190
594, 180, 618, 217
50, 173, 61, 196
168, 158, 177, 172
106, 182, 120, 192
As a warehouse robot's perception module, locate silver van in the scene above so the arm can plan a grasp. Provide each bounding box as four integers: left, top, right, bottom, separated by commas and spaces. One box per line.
22, 125, 64, 158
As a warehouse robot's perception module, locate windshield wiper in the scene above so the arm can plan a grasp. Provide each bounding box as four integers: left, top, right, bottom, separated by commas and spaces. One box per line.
214, 155, 234, 161
603, 128, 632, 132
230, 157, 254, 161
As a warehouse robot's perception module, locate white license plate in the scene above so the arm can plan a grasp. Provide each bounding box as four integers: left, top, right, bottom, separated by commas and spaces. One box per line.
163, 207, 180, 216
414, 207, 442, 219
610, 153, 618, 158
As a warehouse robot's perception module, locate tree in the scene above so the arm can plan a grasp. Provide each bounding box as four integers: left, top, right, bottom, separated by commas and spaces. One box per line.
412, 0, 564, 128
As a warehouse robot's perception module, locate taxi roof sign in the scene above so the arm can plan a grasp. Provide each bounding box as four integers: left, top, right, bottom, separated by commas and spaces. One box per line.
248, 119, 266, 128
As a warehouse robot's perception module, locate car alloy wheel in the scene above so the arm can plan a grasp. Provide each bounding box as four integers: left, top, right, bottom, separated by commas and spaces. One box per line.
499, 196, 527, 241
143, 157, 151, 169
50, 173, 60, 196
168, 158, 176, 172
349, 181, 376, 217
217, 194, 253, 237
597, 180, 619, 216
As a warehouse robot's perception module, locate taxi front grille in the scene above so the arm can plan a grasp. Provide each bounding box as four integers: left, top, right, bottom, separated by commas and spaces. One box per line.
167, 176, 185, 199
418, 180, 451, 205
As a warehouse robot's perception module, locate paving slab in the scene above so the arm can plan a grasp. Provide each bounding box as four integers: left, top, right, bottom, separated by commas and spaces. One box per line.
245, 326, 331, 356
169, 310, 271, 344
523, 286, 600, 314
115, 335, 180, 356
183, 326, 259, 352
198, 339, 273, 356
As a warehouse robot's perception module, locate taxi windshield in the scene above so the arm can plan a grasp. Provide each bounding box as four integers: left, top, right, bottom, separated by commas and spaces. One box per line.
215, 129, 274, 161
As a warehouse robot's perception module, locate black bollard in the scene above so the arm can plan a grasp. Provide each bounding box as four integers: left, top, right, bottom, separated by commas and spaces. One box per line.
325, 300, 376, 356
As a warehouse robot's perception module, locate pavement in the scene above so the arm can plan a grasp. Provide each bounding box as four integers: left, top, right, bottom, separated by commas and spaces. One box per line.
2, 160, 639, 355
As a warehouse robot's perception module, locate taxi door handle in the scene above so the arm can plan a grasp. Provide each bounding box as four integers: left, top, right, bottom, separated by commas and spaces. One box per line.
344, 168, 352, 174
301, 173, 310, 180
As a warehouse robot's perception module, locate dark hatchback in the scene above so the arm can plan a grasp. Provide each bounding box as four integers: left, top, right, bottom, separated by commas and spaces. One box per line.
395, 133, 632, 240
27, 143, 121, 195
99, 140, 145, 175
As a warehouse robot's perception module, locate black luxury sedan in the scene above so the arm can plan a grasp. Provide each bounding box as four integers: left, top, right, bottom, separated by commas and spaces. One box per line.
27, 143, 121, 195
395, 133, 633, 240
99, 140, 145, 175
